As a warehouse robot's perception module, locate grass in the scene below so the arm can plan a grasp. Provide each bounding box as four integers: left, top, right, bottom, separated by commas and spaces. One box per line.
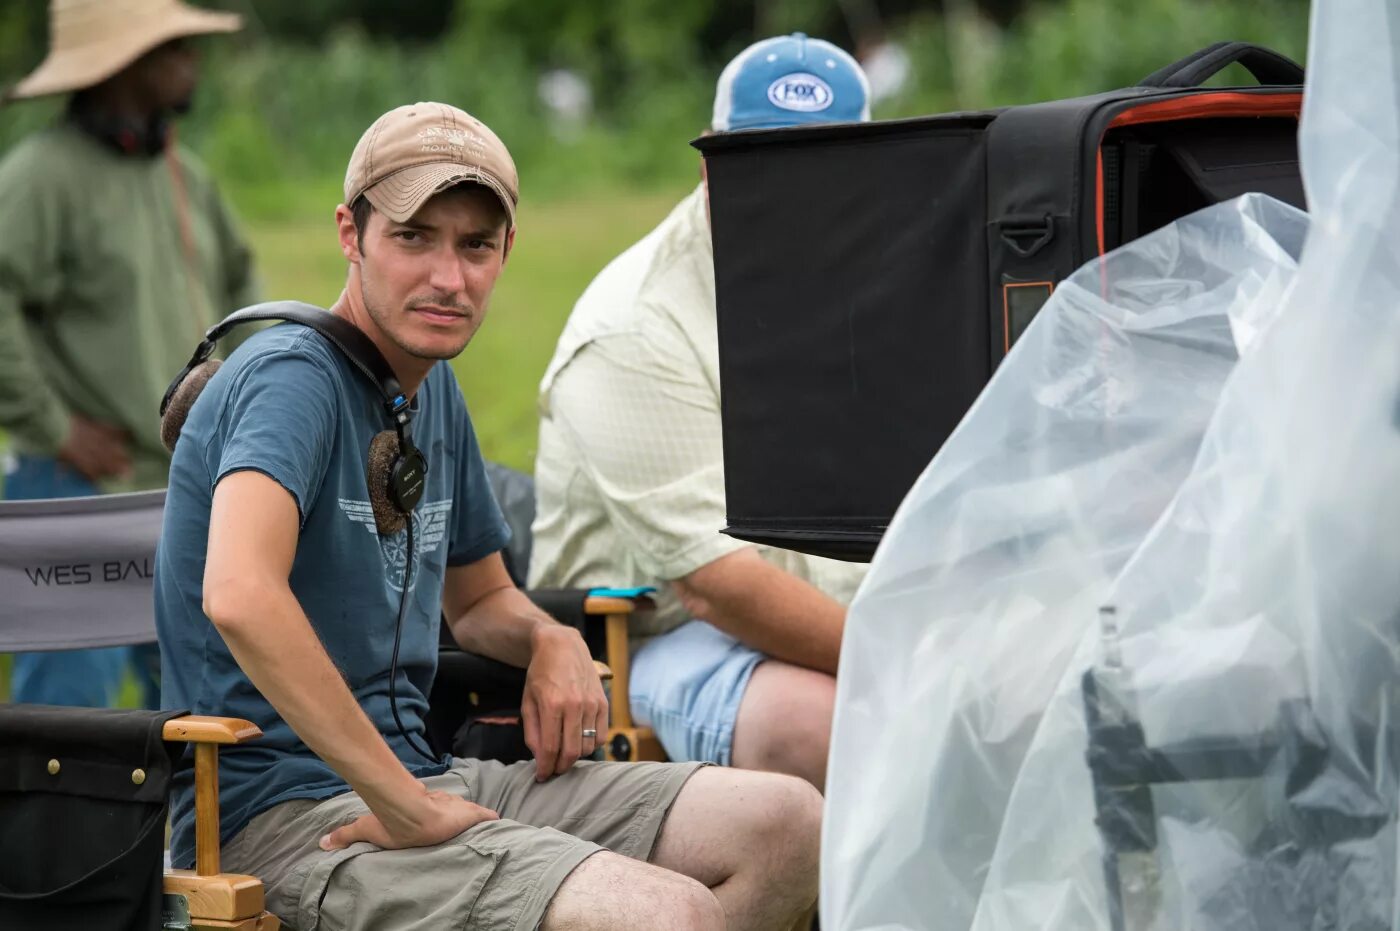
0, 180, 693, 703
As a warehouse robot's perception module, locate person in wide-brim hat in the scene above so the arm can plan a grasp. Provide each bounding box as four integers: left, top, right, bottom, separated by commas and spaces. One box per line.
7, 0, 240, 101
0, 0, 257, 714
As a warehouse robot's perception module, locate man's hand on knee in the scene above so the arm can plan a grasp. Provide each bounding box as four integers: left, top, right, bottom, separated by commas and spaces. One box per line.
320, 789, 498, 851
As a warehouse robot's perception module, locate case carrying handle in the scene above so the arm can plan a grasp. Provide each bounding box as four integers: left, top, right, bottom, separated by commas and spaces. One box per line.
1139, 41, 1304, 89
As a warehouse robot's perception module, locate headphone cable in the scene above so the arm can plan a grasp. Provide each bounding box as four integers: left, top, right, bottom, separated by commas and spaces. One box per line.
388, 516, 441, 765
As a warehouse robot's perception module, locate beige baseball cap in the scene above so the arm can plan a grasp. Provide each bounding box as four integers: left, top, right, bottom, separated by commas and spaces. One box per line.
344, 102, 519, 229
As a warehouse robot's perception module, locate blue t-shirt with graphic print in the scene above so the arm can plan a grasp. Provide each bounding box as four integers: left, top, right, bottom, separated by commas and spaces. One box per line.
155, 321, 509, 869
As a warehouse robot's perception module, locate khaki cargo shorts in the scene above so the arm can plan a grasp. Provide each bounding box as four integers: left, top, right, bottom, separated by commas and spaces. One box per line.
221, 757, 704, 931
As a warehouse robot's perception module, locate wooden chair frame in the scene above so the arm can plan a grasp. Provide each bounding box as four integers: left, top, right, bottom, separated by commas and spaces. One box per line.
592, 595, 667, 763
159, 716, 279, 930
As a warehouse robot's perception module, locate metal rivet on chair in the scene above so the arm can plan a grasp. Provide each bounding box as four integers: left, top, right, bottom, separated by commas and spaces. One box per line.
46, 758, 60, 776
131, 768, 147, 786
469, 692, 479, 707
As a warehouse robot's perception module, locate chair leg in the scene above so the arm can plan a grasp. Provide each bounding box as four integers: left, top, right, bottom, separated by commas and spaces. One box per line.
604, 725, 666, 762
163, 870, 280, 929
189, 915, 281, 930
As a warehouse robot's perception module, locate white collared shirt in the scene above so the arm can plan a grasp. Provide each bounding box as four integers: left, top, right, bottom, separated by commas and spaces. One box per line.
529, 185, 866, 643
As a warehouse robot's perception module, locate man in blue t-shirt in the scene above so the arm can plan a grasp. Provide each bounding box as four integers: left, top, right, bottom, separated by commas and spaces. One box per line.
155, 102, 821, 931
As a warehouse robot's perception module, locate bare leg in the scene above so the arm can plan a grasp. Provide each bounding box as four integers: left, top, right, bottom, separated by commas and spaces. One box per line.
542, 851, 725, 931
650, 766, 822, 930
731, 661, 836, 791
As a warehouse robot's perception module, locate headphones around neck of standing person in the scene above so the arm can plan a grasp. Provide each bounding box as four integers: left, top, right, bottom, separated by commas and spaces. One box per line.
160, 301, 428, 535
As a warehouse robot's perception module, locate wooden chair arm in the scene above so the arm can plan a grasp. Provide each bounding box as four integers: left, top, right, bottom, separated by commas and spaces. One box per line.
159, 716, 280, 928
583, 594, 655, 616
162, 716, 262, 745
158, 717, 259, 882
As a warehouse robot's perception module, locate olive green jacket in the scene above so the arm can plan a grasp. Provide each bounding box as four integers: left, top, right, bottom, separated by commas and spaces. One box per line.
0, 122, 258, 492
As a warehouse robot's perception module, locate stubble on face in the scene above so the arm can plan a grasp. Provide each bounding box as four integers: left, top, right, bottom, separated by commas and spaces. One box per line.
355, 185, 509, 362
359, 275, 480, 361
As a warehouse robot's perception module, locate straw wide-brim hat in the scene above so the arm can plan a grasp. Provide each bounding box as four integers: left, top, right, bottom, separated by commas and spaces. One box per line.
7, 0, 241, 101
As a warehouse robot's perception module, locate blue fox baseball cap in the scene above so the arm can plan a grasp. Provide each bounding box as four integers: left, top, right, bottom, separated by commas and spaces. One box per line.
712, 32, 871, 132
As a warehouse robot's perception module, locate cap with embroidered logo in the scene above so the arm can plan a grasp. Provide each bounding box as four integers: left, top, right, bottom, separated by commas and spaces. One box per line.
344, 102, 519, 229
712, 32, 871, 132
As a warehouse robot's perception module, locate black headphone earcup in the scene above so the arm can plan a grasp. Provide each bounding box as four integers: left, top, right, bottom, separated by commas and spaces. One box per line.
367, 430, 407, 535
160, 359, 222, 452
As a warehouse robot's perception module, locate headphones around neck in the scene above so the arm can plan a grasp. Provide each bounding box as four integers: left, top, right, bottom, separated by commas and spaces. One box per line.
160, 301, 428, 535
163, 301, 442, 765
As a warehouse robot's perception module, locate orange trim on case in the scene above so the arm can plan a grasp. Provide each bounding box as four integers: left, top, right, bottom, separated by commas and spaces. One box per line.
1095, 92, 1303, 256
1096, 149, 1106, 257
1003, 281, 1056, 354
1108, 92, 1302, 130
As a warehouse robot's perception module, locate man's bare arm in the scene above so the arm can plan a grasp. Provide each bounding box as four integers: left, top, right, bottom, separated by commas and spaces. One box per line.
672, 548, 845, 675
203, 471, 496, 848
442, 552, 558, 666
443, 554, 608, 779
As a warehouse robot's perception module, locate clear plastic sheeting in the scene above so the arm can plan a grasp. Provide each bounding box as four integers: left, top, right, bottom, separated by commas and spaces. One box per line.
823, 191, 1307, 931
822, 0, 1400, 927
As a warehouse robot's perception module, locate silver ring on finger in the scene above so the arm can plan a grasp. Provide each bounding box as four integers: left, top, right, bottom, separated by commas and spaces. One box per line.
582, 728, 598, 739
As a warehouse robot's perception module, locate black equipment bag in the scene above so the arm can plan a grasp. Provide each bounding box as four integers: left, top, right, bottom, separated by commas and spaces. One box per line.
0, 704, 187, 931
694, 41, 1306, 562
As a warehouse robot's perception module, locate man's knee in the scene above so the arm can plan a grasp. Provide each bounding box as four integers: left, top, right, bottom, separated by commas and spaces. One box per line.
711, 769, 822, 880
669, 875, 728, 931
543, 851, 725, 931
649, 767, 820, 927
732, 662, 836, 786
728, 773, 822, 915
758, 774, 823, 875
769, 704, 833, 781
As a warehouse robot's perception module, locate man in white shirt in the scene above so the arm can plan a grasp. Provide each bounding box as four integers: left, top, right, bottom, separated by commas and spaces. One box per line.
530, 33, 871, 790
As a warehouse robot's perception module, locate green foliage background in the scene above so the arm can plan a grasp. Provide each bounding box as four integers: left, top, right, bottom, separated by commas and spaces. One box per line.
0, 0, 1314, 466
1, 0, 1311, 204
0, 0, 1310, 699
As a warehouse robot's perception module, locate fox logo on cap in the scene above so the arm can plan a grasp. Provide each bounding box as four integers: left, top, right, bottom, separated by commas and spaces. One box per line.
712, 33, 870, 132
767, 73, 834, 112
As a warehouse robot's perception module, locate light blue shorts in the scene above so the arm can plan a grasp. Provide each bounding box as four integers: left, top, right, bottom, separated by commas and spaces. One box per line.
629, 620, 765, 765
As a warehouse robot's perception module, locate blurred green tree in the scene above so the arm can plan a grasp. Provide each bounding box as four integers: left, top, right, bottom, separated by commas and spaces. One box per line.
0, 0, 1312, 199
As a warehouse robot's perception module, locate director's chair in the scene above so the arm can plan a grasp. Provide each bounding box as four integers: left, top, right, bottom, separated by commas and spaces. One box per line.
0, 475, 663, 928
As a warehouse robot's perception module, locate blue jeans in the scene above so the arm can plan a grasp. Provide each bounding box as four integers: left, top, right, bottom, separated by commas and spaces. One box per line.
4, 454, 161, 709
